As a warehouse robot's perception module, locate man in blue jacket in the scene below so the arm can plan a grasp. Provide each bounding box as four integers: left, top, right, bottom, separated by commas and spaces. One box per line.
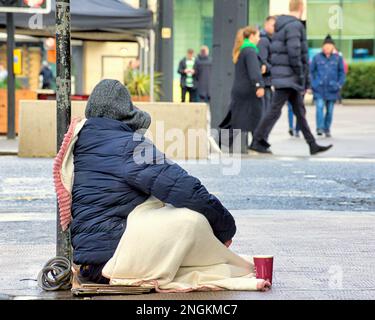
310, 35, 346, 137
250, 0, 332, 155
72, 79, 236, 283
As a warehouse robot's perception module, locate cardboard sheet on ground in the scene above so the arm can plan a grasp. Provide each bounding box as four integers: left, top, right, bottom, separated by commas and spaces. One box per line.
71, 268, 152, 296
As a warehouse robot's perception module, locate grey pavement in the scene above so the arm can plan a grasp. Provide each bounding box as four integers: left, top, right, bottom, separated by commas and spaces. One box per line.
0, 105, 375, 300
1, 209, 375, 300
267, 105, 375, 159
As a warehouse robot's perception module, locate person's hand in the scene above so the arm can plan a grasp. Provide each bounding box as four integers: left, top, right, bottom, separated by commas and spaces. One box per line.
256, 88, 265, 98
261, 65, 267, 75
224, 240, 232, 248
256, 279, 272, 292
185, 69, 195, 75
305, 88, 312, 95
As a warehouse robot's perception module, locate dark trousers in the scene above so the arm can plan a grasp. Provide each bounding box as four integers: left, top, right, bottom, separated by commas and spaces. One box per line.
254, 88, 315, 145
181, 86, 197, 102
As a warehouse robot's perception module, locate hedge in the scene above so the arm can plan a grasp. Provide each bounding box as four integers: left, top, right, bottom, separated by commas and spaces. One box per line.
341, 62, 375, 99
0, 79, 23, 89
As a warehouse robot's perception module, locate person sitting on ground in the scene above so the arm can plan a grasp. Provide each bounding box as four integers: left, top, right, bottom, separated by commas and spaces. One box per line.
54, 79, 271, 291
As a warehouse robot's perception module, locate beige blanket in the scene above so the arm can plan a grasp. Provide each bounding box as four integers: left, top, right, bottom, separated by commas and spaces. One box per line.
102, 196, 260, 292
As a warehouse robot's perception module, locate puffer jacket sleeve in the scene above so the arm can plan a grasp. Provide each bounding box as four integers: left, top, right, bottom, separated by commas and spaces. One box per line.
122, 135, 237, 244
285, 23, 304, 84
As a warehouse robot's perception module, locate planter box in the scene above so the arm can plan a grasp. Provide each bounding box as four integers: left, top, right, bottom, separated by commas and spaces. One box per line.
0, 89, 37, 134
132, 96, 151, 102
19, 100, 209, 160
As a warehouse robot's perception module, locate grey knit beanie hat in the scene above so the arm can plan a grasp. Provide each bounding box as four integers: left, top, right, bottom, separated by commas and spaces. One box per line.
85, 79, 151, 131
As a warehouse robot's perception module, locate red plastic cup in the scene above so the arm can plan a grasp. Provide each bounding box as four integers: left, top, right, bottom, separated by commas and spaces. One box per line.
253, 255, 274, 284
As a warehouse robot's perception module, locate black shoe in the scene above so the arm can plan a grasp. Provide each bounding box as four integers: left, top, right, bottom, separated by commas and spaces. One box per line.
325, 131, 332, 138
317, 129, 324, 136
309, 143, 333, 155
288, 129, 294, 137
249, 142, 272, 154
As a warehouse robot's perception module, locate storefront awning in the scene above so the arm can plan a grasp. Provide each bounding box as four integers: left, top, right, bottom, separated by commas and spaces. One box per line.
0, 0, 153, 41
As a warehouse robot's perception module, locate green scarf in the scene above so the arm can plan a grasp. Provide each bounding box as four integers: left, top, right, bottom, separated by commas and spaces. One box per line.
240, 38, 259, 54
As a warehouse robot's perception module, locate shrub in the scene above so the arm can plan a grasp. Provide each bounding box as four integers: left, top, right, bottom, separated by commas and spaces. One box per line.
124, 70, 163, 100
0, 78, 23, 89
341, 62, 375, 99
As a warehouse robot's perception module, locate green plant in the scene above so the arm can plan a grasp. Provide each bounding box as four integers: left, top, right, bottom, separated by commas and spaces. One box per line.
341, 62, 375, 99
0, 78, 24, 90
124, 70, 163, 100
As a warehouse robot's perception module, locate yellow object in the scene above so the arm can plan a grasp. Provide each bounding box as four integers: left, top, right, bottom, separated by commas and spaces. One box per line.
161, 27, 172, 39
13, 49, 22, 75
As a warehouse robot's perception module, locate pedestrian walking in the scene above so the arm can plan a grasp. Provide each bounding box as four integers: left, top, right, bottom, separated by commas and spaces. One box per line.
195, 45, 212, 103
310, 35, 346, 137
219, 26, 265, 153
0, 63, 8, 82
258, 16, 276, 115
178, 49, 198, 102
250, 0, 332, 155
39, 61, 54, 90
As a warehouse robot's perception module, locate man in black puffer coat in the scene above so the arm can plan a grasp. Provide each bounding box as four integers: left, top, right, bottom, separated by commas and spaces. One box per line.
71, 79, 236, 283
251, 0, 333, 156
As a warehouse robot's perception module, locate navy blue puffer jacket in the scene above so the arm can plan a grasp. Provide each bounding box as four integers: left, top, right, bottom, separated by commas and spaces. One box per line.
71, 117, 236, 265
270, 15, 310, 91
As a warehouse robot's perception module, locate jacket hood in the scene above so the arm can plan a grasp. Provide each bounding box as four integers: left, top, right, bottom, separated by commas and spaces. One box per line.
85, 79, 151, 132
275, 15, 299, 32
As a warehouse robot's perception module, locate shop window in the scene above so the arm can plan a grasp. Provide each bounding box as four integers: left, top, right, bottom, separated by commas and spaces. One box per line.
201, 16, 213, 50
352, 39, 374, 60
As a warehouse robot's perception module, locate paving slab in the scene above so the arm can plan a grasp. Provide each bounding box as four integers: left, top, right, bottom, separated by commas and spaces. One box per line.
1, 210, 375, 300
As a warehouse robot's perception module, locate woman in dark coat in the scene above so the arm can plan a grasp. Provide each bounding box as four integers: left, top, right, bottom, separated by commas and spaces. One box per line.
219, 26, 265, 152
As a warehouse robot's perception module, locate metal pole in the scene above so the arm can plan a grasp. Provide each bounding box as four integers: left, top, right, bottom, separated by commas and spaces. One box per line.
6, 13, 15, 140
338, 0, 343, 52
139, 0, 151, 75
144, 37, 149, 75
139, 0, 148, 9
210, 0, 248, 129
56, 0, 72, 259
149, 30, 155, 102
156, 0, 173, 102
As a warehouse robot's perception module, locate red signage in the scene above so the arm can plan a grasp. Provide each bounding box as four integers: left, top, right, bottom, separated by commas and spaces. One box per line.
0, 0, 50, 13
23, 0, 45, 8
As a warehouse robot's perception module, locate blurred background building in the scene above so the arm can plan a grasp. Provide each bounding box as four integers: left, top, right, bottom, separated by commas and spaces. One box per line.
155, 0, 374, 102
0, 0, 374, 102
